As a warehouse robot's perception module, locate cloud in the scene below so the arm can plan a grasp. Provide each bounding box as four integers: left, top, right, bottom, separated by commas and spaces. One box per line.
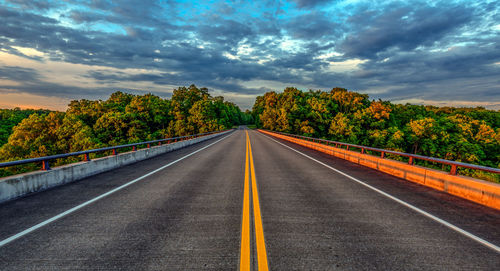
290, 0, 332, 9
68, 10, 106, 24
0, 0, 498, 110
0, 66, 171, 105
0, 66, 107, 97
0, 66, 41, 82
198, 19, 253, 47
85, 69, 269, 96
5, 0, 53, 10
285, 12, 342, 40
339, 3, 475, 59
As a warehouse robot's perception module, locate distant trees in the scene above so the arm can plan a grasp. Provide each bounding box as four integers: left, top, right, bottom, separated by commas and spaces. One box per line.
0, 108, 52, 146
252, 87, 500, 182
4, 85, 496, 181
0, 85, 252, 176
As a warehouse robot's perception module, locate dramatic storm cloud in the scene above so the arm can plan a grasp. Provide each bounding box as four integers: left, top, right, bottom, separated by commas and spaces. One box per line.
0, 0, 499, 110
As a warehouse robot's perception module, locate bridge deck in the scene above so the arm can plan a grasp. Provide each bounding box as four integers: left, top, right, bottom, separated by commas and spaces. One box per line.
0, 129, 499, 270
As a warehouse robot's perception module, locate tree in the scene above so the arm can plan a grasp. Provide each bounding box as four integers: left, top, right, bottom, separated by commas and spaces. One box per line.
252, 87, 499, 182
0, 86, 251, 177
328, 113, 354, 142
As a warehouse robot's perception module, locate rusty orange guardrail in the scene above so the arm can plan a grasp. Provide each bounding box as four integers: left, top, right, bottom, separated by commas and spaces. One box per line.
259, 129, 500, 211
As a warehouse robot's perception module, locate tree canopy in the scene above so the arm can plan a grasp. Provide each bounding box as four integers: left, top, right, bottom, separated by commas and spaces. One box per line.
0, 108, 52, 147
252, 87, 500, 182
0, 85, 252, 176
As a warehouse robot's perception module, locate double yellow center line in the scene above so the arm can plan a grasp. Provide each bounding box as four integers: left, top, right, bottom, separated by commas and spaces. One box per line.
240, 131, 269, 271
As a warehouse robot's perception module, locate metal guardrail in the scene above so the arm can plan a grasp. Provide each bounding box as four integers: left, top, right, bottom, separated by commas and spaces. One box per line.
262, 129, 500, 175
0, 130, 232, 171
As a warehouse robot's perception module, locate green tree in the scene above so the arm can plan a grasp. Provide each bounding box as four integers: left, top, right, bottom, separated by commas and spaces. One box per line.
252, 87, 499, 182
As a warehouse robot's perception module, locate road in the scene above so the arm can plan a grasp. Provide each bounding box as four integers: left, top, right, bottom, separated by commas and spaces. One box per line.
0, 128, 499, 270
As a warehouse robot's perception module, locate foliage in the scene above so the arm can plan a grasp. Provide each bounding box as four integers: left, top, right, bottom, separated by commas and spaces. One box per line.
0, 85, 252, 176
253, 87, 500, 182
0, 108, 52, 147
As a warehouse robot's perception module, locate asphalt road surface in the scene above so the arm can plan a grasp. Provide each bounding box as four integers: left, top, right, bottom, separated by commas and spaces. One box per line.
0, 128, 499, 270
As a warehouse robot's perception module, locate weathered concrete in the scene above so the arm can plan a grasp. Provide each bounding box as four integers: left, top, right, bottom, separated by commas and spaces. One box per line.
259, 129, 500, 211
0, 130, 233, 204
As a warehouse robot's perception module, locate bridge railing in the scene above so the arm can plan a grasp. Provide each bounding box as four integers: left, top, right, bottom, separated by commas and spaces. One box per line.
261, 129, 500, 176
0, 130, 231, 171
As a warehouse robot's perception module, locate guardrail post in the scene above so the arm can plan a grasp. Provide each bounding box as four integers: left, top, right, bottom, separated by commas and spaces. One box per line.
42, 160, 50, 170
84, 153, 90, 161
450, 165, 457, 175
254, 130, 500, 177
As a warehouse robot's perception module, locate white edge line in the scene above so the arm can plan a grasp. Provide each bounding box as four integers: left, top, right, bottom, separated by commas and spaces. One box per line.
0, 131, 234, 248
258, 132, 500, 254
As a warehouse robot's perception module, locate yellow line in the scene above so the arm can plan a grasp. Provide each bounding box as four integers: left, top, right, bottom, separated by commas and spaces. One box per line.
240, 134, 250, 271
248, 132, 269, 271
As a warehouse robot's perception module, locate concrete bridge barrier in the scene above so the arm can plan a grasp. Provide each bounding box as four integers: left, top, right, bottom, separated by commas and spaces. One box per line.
0, 130, 233, 204
259, 129, 500, 211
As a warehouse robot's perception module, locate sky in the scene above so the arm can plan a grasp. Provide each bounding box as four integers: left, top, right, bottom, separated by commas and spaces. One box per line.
0, 0, 499, 111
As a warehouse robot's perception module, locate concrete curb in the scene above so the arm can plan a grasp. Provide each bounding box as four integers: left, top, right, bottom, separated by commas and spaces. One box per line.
0, 130, 233, 204
260, 129, 500, 211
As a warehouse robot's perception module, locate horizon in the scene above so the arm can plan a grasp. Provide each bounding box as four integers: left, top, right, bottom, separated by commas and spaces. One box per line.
1, 87, 500, 112
1, 0, 499, 111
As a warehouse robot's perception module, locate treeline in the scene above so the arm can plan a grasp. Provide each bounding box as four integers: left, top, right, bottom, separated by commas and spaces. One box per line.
0, 108, 52, 147
0, 85, 251, 176
252, 87, 499, 181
